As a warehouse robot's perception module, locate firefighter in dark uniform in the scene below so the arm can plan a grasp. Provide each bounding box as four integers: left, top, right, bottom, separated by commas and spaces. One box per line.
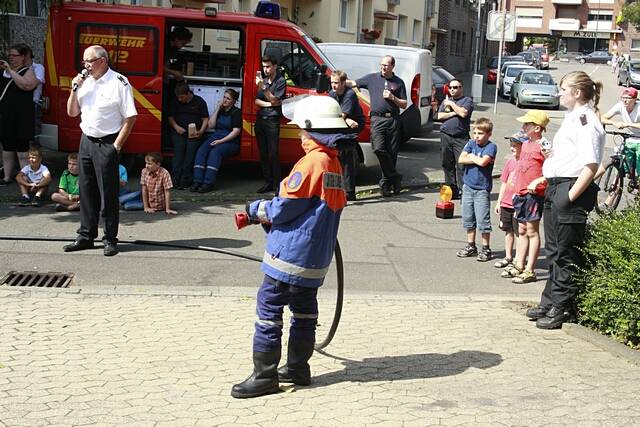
63, 45, 137, 256
329, 69, 364, 201
527, 71, 605, 329
347, 55, 406, 197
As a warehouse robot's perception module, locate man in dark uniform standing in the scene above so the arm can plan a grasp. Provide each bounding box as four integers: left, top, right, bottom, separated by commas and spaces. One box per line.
329, 70, 364, 201
348, 55, 406, 197
63, 45, 137, 256
437, 79, 474, 200
255, 55, 286, 194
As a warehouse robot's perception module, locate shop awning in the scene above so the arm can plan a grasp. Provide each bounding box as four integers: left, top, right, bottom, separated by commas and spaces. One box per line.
431, 27, 448, 35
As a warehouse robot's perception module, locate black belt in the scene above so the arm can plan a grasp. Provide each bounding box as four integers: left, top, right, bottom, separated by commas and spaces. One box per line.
547, 177, 577, 185
257, 115, 280, 121
370, 112, 398, 118
86, 133, 119, 143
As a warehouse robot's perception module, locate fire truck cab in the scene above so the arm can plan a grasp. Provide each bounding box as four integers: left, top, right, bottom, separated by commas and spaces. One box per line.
41, 1, 377, 167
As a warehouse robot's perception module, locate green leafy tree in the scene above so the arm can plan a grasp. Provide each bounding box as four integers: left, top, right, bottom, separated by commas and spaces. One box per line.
619, 1, 640, 30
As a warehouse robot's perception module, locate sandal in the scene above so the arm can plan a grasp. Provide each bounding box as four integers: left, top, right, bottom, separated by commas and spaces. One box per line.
494, 257, 513, 269
456, 244, 478, 257
501, 265, 523, 278
512, 269, 537, 284
477, 248, 492, 262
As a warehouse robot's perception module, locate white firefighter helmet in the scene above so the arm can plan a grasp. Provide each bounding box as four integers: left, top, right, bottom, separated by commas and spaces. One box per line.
286, 95, 348, 131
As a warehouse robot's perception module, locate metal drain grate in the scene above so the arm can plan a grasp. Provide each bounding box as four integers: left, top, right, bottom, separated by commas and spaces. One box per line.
1, 271, 74, 288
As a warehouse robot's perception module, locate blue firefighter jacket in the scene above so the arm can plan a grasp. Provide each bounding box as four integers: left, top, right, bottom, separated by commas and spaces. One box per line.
249, 134, 347, 287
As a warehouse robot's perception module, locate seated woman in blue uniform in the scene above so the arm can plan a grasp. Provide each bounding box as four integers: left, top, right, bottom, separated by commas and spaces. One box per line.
189, 88, 242, 193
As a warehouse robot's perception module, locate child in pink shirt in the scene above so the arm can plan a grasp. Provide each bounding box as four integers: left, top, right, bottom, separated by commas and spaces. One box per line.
494, 132, 524, 269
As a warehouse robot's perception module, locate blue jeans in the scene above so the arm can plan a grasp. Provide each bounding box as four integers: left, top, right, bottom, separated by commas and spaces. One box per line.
192, 141, 239, 185
171, 131, 200, 186
461, 184, 492, 233
119, 190, 143, 211
253, 275, 318, 353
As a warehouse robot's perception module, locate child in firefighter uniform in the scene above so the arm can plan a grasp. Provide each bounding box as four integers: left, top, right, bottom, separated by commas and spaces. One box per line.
231, 96, 349, 399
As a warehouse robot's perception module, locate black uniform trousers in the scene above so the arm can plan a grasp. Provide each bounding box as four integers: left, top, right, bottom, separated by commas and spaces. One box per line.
539, 178, 597, 311
440, 132, 468, 197
337, 138, 358, 195
78, 133, 120, 244
255, 116, 281, 188
370, 115, 401, 188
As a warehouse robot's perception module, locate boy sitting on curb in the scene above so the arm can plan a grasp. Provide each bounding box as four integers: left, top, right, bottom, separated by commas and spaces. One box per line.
16, 146, 51, 207
51, 152, 80, 212
119, 152, 177, 214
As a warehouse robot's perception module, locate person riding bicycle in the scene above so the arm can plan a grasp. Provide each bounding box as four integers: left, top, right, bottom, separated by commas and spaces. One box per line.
600, 87, 640, 189
230, 95, 349, 399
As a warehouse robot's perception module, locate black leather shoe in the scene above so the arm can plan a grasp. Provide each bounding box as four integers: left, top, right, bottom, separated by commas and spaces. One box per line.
103, 241, 118, 257
189, 183, 200, 192
198, 184, 215, 193
380, 186, 393, 197
392, 174, 403, 195
63, 239, 94, 253
346, 192, 357, 201
526, 305, 549, 320
256, 183, 273, 194
536, 306, 573, 329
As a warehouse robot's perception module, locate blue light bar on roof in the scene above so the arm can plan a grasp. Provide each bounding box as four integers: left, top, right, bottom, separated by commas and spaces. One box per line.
255, 0, 280, 19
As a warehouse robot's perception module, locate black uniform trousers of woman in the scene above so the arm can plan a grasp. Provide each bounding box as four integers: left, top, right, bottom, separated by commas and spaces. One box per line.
539, 178, 597, 312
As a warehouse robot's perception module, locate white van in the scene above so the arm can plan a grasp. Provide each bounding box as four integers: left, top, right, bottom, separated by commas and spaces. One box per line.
319, 43, 433, 141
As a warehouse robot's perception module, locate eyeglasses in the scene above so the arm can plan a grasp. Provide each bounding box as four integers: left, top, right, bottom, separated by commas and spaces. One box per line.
621, 97, 634, 100
380, 64, 393, 68
82, 57, 103, 66
8, 53, 23, 57
449, 85, 461, 89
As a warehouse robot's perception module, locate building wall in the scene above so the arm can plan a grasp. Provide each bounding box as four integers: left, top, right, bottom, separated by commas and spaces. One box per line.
510, 0, 621, 53
6, 16, 48, 63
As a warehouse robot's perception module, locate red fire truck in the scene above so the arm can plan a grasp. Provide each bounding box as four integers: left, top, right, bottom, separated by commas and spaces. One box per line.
40, 0, 378, 166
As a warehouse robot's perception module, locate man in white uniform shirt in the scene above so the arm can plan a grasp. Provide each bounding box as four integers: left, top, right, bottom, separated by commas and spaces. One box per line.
64, 45, 137, 256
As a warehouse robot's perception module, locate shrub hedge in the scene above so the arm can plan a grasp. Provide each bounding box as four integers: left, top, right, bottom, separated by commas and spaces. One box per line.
576, 200, 640, 348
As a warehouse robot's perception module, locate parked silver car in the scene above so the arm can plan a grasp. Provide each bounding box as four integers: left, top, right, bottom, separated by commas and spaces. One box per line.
617, 60, 640, 88
509, 70, 559, 110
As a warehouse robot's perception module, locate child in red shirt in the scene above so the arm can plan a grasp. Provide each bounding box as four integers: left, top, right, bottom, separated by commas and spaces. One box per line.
503, 111, 550, 284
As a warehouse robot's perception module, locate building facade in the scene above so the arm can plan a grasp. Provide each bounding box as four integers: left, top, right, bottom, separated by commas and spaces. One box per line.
510, 0, 623, 53
434, 0, 495, 74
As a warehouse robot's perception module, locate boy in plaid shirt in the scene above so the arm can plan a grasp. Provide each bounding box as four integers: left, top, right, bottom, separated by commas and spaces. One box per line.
119, 152, 177, 214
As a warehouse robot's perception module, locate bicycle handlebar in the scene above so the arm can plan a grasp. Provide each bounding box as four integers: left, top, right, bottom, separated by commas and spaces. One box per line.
606, 130, 634, 139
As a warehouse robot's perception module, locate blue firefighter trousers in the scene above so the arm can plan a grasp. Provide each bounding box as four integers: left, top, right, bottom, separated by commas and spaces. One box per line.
253, 275, 318, 353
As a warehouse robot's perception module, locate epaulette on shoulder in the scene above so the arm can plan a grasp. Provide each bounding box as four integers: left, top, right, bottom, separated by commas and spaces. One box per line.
117, 75, 128, 86
579, 114, 588, 126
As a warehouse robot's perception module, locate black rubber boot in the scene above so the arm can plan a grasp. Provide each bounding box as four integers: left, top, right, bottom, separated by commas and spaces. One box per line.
231, 350, 281, 399
277, 341, 315, 386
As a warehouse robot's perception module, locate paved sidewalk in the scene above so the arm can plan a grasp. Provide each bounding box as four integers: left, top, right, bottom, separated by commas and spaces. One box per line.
1, 288, 639, 426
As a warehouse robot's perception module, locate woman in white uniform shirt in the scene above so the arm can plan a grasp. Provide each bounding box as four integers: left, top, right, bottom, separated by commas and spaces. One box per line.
527, 71, 605, 330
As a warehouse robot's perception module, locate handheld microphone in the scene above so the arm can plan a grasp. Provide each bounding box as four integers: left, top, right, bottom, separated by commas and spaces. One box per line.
72, 69, 89, 92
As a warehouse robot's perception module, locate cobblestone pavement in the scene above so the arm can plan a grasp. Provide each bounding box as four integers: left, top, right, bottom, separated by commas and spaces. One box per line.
1, 288, 639, 426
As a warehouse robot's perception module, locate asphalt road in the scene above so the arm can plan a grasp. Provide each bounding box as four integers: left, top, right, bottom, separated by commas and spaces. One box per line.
0, 60, 628, 299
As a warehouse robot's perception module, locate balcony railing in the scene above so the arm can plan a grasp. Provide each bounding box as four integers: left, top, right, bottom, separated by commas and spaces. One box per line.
551, 0, 582, 4
549, 18, 581, 31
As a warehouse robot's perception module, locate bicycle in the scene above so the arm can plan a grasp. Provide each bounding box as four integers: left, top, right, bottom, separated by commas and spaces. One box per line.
595, 130, 639, 213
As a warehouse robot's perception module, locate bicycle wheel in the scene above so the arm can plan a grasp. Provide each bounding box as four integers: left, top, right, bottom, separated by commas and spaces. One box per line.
314, 240, 344, 350
595, 163, 624, 213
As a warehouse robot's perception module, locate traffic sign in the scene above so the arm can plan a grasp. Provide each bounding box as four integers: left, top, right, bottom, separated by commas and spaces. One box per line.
487, 11, 516, 42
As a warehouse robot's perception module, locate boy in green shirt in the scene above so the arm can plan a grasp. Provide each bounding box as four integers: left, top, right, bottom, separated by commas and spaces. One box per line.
51, 153, 80, 211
